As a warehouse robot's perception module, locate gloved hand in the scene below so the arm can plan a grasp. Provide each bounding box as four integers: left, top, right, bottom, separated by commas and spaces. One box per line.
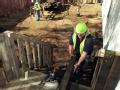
74, 62, 80, 72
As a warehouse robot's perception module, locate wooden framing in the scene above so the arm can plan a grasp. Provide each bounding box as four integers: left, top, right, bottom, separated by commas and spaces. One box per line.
1, 32, 119, 90
1, 34, 15, 81
0, 33, 54, 86
60, 50, 117, 90
60, 55, 76, 90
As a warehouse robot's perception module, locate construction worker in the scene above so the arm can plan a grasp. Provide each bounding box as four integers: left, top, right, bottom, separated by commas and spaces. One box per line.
33, 0, 41, 21
69, 21, 93, 80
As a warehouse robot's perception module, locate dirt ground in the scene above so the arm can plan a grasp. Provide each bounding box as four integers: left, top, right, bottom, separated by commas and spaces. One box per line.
0, 3, 102, 67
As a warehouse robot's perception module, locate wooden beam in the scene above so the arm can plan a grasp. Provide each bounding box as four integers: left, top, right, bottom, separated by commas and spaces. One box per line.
91, 58, 104, 89
31, 42, 38, 69
25, 41, 33, 69
37, 44, 42, 69
0, 40, 14, 81
3, 34, 20, 80
60, 55, 76, 90
7, 34, 21, 78
17, 39, 28, 73
0, 68, 6, 88
94, 51, 115, 90
103, 56, 120, 90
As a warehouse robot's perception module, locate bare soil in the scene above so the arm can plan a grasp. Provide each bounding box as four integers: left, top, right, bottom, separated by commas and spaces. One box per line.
0, 3, 102, 67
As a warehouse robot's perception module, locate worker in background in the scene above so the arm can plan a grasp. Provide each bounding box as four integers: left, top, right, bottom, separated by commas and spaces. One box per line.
69, 21, 93, 80
33, 0, 41, 21
76, 0, 87, 16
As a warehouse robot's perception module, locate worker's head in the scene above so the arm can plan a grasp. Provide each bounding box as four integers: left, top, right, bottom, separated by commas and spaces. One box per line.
36, 0, 39, 3
75, 21, 88, 38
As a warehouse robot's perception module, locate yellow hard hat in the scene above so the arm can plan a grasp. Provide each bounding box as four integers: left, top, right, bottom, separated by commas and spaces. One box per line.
75, 21, 87, 33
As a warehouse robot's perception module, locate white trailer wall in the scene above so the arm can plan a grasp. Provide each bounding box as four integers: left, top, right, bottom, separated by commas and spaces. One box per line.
102, 0, 120, 52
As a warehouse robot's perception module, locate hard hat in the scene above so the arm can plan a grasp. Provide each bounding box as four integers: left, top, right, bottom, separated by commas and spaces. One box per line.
36, 0, 40, 3
75, 21, 87, 34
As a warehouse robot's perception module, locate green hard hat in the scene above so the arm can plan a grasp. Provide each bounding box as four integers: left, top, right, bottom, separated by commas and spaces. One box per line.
36, 0, 40, 3
75, 21, 87, 33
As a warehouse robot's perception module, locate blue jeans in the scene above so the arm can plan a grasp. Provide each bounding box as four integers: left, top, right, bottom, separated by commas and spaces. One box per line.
35, 10, 40, 21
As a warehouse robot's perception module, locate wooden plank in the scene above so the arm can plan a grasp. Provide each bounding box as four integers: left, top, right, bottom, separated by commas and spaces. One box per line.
11, 33, 56, 49
25, 41, 33, 69
3, 34, 20, 80
91, 58, 104, 89
103, 56, 120, 90
94, 51, 115, 90
0, 68, 6, 88
44, 45, 47, 67
9, 33, 55, 69
42, 44, 46, 66
37, 44, 42, 69
60, 55, 76, 90
31, 42, 38, 69
46, 46, 50, 68
48, 46, 53, 68
0, 41, 14, 81
0, 35, 7, 87
45, 45, 51, 68
7, 35, 21, 78
40, 43, 44, 67
17, 39, 28, 73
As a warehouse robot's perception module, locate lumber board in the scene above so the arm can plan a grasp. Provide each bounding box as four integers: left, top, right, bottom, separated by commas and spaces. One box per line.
37, 44, 42, 69
94, 51, 115, 90
25, 41, 33, 69
60, 55, 76, 90
7, 35, 21, 78
103, 56, 120, 90
17, 39, 28, 73
31, 42, 38, 69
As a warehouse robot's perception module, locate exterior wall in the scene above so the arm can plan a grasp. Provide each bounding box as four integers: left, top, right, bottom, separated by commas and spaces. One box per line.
0, 0, 31, 16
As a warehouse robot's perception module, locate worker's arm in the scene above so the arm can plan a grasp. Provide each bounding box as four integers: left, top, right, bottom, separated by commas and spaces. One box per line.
74, 51, 87, 69
69, 33, 74, 57
68, 45, 74, 57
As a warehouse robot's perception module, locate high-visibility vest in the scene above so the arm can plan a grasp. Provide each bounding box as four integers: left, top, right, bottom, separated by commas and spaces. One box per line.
72, 33, 87, 54
33, 2, 40, 10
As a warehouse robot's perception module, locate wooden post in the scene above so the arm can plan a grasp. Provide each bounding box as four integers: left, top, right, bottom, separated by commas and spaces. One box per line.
3, 33, 20, 79
0, 34, 7, 87
17, 39, 28, 74
31, 42, 38, 69
45, 45, 50, 68
0, 68, 6, 88
25, 41, 33, 69
103, 56, 120, 90
91, 58, 104, 89
60, 55, 76, 90
37, 44, 42, 69
94, 51, 115, 90
0, 35, 14, 81
42, 44, 46, 66
49, 46, 53, 68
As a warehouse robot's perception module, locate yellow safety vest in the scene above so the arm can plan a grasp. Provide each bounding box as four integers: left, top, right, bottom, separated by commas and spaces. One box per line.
33, 3, 40, 10
72, 33, 87, 54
